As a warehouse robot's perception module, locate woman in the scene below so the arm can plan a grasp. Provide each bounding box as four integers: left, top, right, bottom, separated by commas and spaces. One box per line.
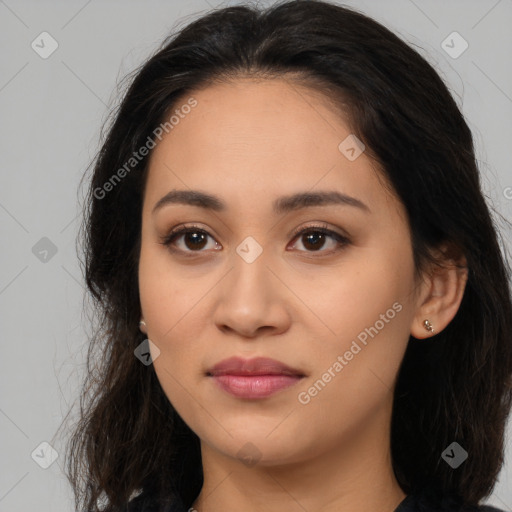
63, 1, 512, 511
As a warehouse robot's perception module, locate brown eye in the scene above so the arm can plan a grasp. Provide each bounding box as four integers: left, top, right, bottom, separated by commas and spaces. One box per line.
178, 230, 208, 250
160, 225, 219, 254
298, 231, 329, 251
290, 226, 350, 255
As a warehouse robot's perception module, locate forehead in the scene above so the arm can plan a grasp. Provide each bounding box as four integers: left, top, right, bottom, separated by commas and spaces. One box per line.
143, 78, 394, 216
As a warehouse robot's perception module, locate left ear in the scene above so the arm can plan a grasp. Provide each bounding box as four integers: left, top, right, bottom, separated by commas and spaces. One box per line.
410, 243, 469, 340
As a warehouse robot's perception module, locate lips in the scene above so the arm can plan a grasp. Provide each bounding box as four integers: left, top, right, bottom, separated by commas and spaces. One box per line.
206, 356, 305, 377
206, 356, 306, 399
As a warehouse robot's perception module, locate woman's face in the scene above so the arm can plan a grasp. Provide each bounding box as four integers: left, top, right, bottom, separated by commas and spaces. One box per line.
138, 77, 424, 466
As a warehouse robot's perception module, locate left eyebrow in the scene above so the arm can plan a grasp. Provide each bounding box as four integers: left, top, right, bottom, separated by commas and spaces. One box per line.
273, 190, 371, 215
151, 189, 371, 215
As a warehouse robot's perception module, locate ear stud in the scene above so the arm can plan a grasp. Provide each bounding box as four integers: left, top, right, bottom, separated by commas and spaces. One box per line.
423, 319, 434, 334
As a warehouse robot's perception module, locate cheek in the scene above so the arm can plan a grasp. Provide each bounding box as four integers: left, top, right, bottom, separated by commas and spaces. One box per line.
300, 250, 412, 345
138, 247, 201, 389
138, 243, 208, 335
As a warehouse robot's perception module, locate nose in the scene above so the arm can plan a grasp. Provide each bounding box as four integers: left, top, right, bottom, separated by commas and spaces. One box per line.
212, 250, 291, 339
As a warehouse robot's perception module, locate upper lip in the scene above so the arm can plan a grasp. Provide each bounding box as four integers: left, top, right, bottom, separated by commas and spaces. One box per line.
207, 356, 305, 377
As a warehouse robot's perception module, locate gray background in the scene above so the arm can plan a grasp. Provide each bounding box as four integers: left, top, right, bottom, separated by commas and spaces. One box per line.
0, 1, 511, 510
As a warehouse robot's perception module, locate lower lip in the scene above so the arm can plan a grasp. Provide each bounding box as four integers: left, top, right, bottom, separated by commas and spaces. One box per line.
210, 374, 303, 399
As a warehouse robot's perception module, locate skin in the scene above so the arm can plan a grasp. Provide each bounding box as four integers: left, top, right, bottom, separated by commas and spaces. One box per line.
138, 77, 468, 512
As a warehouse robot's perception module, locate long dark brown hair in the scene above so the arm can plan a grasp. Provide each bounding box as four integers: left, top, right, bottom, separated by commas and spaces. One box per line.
58, 1, 512, 510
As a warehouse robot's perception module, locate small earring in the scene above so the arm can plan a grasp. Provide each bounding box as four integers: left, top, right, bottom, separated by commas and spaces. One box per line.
423, 319, 434, 334
139, 320, 146, 329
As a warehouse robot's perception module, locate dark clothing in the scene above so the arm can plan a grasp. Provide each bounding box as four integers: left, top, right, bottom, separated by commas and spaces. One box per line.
123, 485, 506, 512
393, 488, 505, 512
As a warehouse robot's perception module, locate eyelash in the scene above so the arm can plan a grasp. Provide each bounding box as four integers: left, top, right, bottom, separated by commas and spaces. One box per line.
159, 223, 351, 258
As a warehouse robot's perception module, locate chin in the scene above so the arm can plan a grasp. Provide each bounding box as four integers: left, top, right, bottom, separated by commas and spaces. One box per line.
198, 426, 310, 468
